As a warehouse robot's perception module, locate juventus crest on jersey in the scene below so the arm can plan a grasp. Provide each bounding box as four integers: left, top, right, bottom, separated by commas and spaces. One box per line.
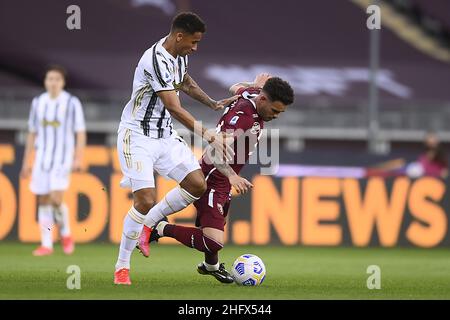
28, 90, 85, 171
119, 36, 188, 138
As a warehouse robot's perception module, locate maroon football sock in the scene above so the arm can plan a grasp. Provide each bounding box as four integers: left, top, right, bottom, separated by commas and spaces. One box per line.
204, 252, 219, 265
163, 224, 223, 254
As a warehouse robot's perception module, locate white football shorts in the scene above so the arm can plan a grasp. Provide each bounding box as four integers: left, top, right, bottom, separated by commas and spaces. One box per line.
30, 165, 71, 195
117, 126, 201, 192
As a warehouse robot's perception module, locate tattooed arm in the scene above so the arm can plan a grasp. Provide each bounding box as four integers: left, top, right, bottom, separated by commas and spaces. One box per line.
180, 73, 238, 111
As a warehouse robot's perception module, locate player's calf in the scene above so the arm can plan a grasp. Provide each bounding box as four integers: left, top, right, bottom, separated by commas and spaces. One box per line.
158, 222, 224, 254
153, 222, 233, 283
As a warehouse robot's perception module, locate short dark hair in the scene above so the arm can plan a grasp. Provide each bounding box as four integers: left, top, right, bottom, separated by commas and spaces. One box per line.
171, 12, 206, 34
262, 77, 294, 105
45, 64, 67, 80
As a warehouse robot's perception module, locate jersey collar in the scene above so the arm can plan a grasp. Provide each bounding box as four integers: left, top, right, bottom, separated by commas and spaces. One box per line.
158, 36, 177, 63
46, 90, 68, 102
249, 99, 263, 121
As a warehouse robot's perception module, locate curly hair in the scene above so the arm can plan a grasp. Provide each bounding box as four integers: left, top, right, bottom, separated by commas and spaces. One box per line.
262, 77, 294, 105
171, 12, 206, 34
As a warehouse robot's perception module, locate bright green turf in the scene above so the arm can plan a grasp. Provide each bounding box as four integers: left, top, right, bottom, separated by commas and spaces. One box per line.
0, 242, 449, 299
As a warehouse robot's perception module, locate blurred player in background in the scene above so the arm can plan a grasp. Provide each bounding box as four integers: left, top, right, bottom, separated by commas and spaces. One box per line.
366, 131, 448, 178
414, 132, 448, 178
114, 12, 236, 285
139, 74, 294, 282
20, 65, 86, 256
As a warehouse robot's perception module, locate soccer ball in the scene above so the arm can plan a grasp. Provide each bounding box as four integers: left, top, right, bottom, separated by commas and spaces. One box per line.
231, 254, 266, 286
406, 161, 424, 178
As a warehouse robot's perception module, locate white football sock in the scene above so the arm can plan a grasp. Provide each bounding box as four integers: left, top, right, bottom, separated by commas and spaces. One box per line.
203, 261, 219, 272
38, 205, 54, 249
143, 187, 199, 228
156, 220, 169, 237
115, 207, 145, 271
54, 203, 71, 237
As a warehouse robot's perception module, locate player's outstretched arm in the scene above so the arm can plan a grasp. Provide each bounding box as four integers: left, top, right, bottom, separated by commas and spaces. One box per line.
229, 72, 272, 95
157, 90, 235, 161
180, 73, 238, 110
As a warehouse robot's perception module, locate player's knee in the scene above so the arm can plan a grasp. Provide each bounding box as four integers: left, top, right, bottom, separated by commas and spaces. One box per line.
181, 171, 207, 198
49, 192, 64, 207
191, 178, 207, 197
38, 195, 51, 205
134, 198, 155, 214
133, 189, 156, 213
202, 234, 223, 253
50, 198, 62, 207
134, 198, 156, 215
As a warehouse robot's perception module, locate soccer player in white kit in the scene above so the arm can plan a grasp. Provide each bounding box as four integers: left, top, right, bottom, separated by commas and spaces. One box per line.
114, 12, 236, 285
20, 65, 86, 256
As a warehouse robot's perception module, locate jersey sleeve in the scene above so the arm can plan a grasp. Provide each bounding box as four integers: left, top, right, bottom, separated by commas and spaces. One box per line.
72, 97, 86, 132
142, 52, 175, 92
27, 97, 38, 133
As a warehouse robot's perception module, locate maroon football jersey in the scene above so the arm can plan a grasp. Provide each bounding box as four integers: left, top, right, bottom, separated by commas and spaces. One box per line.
200, 87, 264, 193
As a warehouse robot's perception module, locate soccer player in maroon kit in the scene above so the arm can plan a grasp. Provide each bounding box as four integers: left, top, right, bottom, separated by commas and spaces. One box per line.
138, 74, 294, 282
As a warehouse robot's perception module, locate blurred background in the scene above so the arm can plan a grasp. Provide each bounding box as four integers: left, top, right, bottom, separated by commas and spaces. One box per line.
0, 0, 449, 247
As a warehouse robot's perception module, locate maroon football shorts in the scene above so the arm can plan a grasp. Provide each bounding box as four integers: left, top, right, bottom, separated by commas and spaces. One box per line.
194, 188, 232, 231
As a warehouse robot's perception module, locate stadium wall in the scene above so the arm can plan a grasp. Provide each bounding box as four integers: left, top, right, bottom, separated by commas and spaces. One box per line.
0, 144, 448, 247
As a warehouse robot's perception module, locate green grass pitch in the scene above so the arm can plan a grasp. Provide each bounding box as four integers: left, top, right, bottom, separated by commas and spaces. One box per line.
0, 242, 449, 299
